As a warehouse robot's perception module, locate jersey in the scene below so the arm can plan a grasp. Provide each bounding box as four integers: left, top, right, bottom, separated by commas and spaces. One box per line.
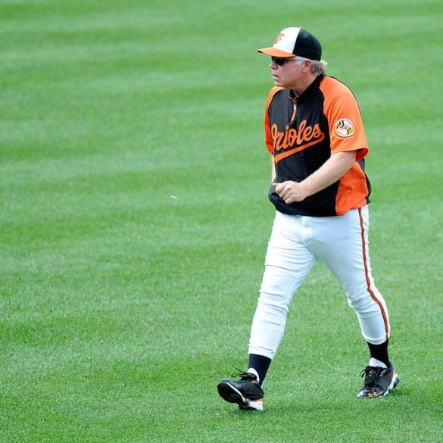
264, 74, 372, 216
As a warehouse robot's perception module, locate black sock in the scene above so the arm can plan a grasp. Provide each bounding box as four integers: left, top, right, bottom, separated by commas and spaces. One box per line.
367, 340, 391, 367
248, 354, 272, 386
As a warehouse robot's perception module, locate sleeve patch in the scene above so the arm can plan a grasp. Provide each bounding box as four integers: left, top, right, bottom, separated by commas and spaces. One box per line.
334, 118, 355, 138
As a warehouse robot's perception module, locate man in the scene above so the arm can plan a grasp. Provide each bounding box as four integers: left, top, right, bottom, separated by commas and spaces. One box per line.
217, 27, 399, 411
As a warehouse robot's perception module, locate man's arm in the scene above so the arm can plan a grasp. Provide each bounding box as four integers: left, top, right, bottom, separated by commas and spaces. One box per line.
272, 151, 357, 204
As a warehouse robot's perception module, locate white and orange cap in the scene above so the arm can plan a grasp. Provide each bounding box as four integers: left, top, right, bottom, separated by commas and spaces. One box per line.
258, 27, 322, 60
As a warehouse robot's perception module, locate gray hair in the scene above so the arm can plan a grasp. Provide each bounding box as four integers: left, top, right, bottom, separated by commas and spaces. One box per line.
295, 56, 328, 75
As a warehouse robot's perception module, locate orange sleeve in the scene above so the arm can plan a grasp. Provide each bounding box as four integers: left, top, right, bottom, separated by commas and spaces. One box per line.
321, 79, 368, 162
264, 87, 284, 153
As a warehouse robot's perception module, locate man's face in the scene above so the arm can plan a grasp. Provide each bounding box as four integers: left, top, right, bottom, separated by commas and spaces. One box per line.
269, 57, 304, 89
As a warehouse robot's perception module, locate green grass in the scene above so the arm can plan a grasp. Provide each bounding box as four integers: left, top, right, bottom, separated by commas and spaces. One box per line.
1, 0, 442, 441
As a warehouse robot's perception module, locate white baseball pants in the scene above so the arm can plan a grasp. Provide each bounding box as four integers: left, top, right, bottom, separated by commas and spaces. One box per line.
249, 206, 390, 360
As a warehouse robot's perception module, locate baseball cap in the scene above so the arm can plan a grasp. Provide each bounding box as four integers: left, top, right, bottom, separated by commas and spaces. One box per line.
258, 27, 322, 60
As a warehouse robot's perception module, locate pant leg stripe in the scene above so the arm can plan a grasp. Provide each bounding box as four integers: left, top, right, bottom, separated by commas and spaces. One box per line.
358, 208, 390, 341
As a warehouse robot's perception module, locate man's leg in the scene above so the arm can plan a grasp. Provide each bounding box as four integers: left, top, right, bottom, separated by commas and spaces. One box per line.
307, 206, 399, 397
217, 211, 316, 410
248, 211, 316, 380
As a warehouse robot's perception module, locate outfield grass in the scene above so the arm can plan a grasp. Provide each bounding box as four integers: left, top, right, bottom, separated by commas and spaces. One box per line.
1, 0, 442, 441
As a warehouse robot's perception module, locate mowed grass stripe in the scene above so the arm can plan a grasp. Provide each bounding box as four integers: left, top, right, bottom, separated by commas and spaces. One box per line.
1, 0, 442, 441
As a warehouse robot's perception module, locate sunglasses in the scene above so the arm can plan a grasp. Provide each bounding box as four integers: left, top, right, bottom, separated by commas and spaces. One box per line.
271, 57, 296, 66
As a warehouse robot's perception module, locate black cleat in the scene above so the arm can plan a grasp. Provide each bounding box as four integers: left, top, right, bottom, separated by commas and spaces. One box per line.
217, 370, 264, 411
357, 365, 400, 398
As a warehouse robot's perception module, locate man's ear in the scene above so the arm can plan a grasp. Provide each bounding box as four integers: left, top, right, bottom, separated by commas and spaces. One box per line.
303, 60, 312, 72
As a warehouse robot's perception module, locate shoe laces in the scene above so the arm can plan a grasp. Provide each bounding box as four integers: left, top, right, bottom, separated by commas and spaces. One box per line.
360, 366, 380, 386
232, 367, 258, 382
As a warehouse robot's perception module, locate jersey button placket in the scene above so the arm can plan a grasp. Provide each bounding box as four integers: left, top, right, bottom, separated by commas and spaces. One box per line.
290, 98, 297, 124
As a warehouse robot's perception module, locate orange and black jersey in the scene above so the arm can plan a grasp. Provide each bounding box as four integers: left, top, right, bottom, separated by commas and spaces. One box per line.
264, 74, 371, 216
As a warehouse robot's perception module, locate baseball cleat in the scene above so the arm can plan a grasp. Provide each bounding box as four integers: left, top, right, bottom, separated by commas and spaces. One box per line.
217, 371, 264, 411
357, 365, 400, 398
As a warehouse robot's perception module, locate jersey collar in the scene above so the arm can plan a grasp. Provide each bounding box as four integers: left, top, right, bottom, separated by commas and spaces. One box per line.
289, 74, 324, 103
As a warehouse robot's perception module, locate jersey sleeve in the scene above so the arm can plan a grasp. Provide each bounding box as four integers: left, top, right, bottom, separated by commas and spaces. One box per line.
264, 87, 284, 154
321, 80, 368, 161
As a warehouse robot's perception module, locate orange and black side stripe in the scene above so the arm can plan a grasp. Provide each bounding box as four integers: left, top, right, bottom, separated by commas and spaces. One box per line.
358, 208, 390, 341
